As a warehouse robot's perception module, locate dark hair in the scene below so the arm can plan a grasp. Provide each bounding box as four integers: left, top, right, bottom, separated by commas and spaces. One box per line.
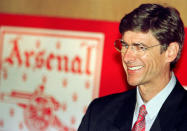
119, 3, 185, 69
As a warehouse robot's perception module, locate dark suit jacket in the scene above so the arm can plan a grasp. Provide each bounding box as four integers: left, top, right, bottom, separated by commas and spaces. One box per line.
78, 80, 187, 131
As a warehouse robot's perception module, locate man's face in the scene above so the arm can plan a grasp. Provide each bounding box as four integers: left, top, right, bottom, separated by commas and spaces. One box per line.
122, 31, 169, 87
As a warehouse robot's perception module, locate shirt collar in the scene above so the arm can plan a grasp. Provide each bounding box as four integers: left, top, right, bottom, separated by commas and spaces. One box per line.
135, 72, 176, 119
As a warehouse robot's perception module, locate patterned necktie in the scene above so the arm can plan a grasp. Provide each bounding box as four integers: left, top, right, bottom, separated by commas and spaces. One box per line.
132, 105, 147, 131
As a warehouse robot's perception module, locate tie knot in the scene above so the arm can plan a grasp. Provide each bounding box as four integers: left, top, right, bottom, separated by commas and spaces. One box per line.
139, 105, 147, 117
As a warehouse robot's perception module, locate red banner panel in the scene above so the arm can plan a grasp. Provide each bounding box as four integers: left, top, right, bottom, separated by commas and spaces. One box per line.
0, 13, 186, 131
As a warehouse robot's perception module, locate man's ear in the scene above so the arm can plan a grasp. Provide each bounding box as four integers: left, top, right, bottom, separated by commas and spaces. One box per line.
165, 42, 179, 63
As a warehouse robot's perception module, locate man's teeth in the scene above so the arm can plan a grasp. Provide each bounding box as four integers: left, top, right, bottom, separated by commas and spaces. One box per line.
128, 66, 143, 70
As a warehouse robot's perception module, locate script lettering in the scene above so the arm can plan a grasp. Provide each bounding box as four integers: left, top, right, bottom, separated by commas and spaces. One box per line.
4, 37, 94, 76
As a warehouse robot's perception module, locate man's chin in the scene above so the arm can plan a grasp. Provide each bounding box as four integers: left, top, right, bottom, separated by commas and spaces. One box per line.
127, 79, 140, 86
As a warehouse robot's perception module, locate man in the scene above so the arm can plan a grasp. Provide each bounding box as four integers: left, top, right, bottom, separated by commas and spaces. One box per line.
78, 3, 187, 131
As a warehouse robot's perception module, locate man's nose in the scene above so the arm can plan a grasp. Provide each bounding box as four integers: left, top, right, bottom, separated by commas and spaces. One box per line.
122, 47, 136, 63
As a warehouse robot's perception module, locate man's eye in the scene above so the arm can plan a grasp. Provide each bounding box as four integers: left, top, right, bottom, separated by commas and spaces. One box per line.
135, 44, 147, 50
122, 43, 129, 49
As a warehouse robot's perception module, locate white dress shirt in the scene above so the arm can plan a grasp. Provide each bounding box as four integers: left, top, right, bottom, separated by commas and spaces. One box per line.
132, 72, 176, 131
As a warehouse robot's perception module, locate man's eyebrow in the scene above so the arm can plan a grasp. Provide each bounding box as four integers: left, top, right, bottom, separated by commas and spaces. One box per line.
121, 41, 128, 45
131, 42, 148, 47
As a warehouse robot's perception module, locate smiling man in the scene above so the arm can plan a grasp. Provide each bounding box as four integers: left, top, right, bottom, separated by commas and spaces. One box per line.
78, 3, 187, 131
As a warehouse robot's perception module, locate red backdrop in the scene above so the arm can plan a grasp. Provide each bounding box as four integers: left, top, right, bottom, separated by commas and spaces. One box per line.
0, 13, 186, 97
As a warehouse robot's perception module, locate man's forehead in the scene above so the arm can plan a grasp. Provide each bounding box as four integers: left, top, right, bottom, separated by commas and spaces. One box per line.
122, 31, 158, 44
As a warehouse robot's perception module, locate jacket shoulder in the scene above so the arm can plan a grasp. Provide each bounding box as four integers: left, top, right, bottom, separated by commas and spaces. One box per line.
87, 88, 136, 117
93, 88, 136, 106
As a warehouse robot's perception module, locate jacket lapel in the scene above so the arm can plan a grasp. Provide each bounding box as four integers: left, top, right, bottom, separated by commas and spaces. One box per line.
150, 80, 185, 131
113, 89, 136, 131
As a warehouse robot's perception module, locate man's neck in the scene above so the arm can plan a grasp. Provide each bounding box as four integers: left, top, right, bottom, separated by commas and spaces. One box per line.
139, 72, 172, 103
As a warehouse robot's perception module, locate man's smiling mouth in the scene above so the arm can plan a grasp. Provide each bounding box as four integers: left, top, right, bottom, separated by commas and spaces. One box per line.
128, 66, 143, 70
